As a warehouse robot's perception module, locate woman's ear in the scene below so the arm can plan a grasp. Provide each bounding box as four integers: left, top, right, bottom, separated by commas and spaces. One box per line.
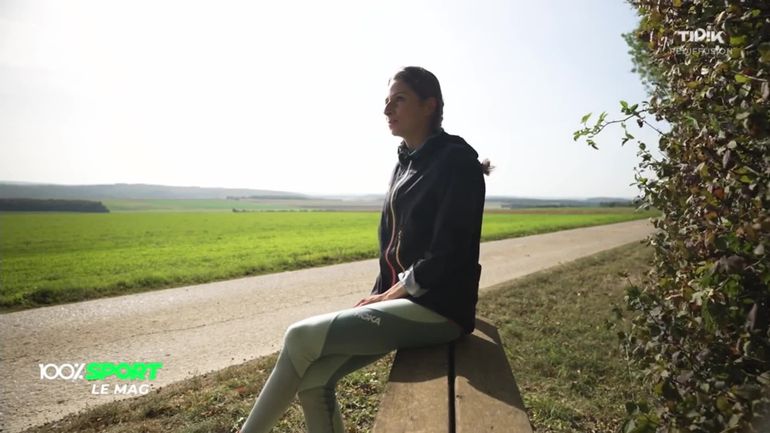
423, 96, 438, 117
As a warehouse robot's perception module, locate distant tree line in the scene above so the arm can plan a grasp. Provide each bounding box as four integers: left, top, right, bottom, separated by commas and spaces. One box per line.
501, 200, 636, 209
226, 194, 306, 200
231, 208, 322, 212
0, 198, 110, 212
598, 200, 636, 207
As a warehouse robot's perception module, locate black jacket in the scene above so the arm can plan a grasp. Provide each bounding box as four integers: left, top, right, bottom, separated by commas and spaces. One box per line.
370, 129, 486, 334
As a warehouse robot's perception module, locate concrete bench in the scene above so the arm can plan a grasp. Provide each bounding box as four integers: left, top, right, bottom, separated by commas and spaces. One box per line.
372, 316, 534, 433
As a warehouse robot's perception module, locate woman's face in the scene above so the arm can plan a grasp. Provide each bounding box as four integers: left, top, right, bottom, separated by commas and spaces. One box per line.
383, 79, 435, 139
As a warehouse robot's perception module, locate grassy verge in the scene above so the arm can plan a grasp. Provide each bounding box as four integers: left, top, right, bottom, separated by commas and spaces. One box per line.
478, 240, 654, 431
0, 208, 658, 311
22, 240, 653, 433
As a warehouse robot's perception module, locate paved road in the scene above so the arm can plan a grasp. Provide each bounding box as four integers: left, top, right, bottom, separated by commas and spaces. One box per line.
0, 219, 655, 432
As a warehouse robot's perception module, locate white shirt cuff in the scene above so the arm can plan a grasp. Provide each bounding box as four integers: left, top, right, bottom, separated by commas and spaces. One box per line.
398, 265, 429, 297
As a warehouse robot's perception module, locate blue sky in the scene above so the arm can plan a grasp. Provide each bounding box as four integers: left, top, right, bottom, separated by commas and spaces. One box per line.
0, 0, 662, 199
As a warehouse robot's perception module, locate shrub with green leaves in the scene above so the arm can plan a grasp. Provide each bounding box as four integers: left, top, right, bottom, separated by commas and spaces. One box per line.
574, 1, 769, 431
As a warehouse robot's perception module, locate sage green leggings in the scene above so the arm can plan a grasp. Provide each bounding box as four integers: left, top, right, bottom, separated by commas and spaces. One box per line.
238, 298, 463, 433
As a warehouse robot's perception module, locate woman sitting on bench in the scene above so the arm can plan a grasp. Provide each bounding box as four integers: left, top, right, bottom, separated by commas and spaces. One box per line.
238, 65, 492, 433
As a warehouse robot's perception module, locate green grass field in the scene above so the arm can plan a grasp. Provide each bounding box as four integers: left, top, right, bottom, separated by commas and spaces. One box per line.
0, 207, 659, 311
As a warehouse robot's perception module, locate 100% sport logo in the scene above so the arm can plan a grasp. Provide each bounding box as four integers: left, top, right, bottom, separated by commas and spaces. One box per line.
39, 362, 163, 395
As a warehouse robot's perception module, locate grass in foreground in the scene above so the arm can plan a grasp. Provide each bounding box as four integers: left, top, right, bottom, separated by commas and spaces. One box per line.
22, 240, 653, 433
0, 208, 657, 311
478, 240, 654, 431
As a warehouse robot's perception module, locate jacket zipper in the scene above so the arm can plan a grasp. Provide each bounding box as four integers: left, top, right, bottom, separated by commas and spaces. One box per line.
395, 229, 405, 271
384, 160, 412, 285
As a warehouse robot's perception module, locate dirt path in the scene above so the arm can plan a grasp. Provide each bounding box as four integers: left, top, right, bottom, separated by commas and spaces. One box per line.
0, 219, 655, 432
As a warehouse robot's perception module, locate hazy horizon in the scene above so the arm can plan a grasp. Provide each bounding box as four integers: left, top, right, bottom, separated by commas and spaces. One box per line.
0, 178, 640, 202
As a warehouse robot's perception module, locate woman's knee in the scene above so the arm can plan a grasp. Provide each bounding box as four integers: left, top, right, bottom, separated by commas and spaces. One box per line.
284, 312, 334, 347
282, 311, 339, 374
284, 320, 310, 347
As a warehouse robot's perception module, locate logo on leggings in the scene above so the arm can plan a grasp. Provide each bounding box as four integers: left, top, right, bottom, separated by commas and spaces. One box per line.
354, 310, 381, 326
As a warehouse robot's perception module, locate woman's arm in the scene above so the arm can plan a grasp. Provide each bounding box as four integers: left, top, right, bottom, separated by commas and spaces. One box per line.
355, 280, 408, 307
410, 151, 485, 290
357, 149, 484, 306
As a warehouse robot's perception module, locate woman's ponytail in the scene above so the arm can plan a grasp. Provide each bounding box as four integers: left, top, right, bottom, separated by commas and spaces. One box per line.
480, 158, 494, 176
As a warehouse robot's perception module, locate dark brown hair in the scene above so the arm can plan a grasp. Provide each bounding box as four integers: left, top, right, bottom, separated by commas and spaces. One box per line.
389, 66, 494, 176
389, 66, 444, 133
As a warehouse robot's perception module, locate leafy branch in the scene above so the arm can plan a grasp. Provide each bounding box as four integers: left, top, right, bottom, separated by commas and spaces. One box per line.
573, 100, 664, 150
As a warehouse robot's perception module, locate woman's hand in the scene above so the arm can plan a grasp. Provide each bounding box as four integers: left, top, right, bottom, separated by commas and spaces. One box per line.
355, 281, 408, 307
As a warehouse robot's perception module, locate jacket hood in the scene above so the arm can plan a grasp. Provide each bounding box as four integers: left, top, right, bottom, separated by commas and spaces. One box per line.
397, 129, 478, 165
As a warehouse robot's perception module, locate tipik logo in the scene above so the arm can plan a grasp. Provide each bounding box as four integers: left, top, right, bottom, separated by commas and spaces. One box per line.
674, 28, 727, 44
354, 310, 382, 326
